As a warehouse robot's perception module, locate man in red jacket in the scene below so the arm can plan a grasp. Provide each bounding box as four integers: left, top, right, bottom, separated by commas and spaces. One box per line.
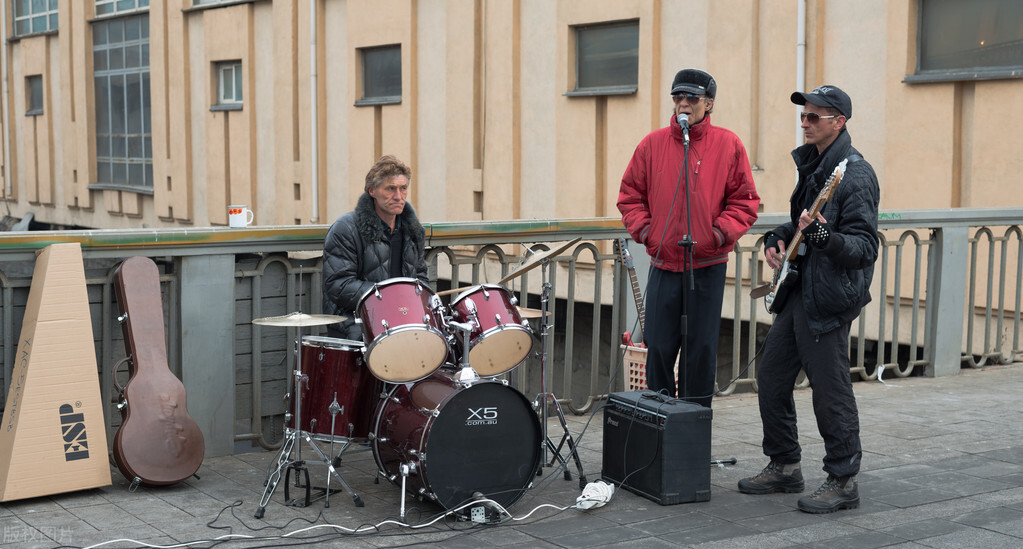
617, 68, 759, 407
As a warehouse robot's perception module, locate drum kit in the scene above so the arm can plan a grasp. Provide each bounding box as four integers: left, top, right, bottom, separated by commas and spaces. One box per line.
254, 239, 585, 521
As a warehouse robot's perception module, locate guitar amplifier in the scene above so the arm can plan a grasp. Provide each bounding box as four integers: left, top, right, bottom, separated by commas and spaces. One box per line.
601, 390, 711, 505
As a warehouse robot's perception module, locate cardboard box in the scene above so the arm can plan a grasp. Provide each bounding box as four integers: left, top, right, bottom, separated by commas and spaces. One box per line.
0, 243, 111, 501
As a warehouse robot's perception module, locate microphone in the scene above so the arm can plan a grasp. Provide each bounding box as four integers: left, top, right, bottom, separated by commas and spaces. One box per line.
676, 113, 690, 145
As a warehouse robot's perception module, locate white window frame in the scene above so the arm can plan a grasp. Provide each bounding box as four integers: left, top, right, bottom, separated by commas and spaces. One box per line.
13, 0, 59, 36
216, 61, 243, 107
95, 0, 150, 18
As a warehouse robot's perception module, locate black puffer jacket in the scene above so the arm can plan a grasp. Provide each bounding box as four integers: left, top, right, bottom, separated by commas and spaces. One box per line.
765, 130, 880, 335
322, 193, 429, 336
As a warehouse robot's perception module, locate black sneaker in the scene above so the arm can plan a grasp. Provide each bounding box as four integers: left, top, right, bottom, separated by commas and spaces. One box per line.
797, 475, 859, 513
738, 461, 804, 494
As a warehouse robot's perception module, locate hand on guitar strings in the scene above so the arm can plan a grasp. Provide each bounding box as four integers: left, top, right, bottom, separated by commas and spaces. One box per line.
799, 209, 831, 248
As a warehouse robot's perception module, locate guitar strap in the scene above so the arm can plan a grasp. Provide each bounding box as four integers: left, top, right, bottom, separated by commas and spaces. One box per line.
845, 153, 863, 164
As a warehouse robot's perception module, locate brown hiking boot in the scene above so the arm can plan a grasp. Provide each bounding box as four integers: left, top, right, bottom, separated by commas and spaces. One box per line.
797, 475, 859, 513
738, 461, 804, 494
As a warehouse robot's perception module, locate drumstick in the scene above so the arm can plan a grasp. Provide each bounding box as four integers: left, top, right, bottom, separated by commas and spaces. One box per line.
436, 286, 472, 296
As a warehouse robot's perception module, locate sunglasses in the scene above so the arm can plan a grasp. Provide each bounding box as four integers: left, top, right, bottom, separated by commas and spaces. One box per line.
672, 92, 704, 105
800, 112, 840, 123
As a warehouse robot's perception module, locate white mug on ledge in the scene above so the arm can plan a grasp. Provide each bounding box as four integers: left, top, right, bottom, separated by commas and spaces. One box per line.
228, 205, 254, 228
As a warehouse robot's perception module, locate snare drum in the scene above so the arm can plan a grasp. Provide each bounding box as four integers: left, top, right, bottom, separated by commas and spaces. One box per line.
288, 336, 381, 441
372, 372, 541, 514
356, 278, 449, 383
449, 284, 532, 376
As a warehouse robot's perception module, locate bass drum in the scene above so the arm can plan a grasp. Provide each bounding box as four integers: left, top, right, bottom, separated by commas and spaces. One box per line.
372, 372, 541, 513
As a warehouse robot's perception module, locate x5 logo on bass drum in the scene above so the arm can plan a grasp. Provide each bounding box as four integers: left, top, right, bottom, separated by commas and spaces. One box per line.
466, 406, 498, 426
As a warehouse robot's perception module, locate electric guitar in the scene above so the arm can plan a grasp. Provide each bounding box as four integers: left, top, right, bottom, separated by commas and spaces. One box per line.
614, 237, 645, 346
751, 159, 847, 314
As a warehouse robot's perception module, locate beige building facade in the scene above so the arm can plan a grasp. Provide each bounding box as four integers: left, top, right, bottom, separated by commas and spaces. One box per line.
1, 0, 1021, 231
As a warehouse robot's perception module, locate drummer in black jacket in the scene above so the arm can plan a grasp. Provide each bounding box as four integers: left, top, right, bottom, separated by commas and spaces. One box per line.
322, 155, 429, 340
739, 85, 880, 514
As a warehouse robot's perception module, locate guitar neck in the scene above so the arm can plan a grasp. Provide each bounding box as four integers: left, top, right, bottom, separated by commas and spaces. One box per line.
627, 269, 646, 335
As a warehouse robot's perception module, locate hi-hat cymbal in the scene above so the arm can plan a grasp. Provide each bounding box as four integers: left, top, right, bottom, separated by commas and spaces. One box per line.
517, 306, 551, 319
252, 312, 347, 327
498, 237, 582, 286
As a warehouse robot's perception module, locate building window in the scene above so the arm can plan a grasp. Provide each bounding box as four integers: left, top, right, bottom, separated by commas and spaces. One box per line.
216, 61, 243, 107
908, 0, 1023, 83
26, 76, 43, 116
95, 0, 149, 17
569, 20, 639, 96
13, 0, 59, 36
92, 14, 152, 190
356, 45, 401, 106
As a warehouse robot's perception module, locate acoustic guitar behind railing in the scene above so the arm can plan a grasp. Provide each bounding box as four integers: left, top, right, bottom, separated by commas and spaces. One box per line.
112, 256, 205, 487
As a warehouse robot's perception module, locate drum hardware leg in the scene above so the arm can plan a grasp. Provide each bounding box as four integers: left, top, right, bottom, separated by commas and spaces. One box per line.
399, 463, 411, 519
532, 255, 587, 488
302, 432, 364, 507
283, 460, 312, 509
449, 319, 480, 384
255, 428, 298, 518
325, 394, 342, 509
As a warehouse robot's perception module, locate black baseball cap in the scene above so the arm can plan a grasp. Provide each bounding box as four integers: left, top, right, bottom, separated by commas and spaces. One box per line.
791, 85, 851, 119
670, 69, 716, 98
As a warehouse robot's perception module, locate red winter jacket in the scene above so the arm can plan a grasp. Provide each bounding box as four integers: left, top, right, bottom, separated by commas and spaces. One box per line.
618, 114, 760, 271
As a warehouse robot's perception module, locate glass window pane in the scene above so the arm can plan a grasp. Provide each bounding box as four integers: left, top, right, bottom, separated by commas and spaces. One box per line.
49, 0, 57, 9
577, 21, 639, 90
144, 163, 152, 187
125, 44, 140, 69
234, 64, 242, 102
31, 0, 44, 12
16, 0, 29, 17
94, 50, 107, 72
49, 13, 57, 31
95, 77, 110, 134
112, 162, 127, 184
32, 15, 47, 33
28, 76, 43, 112
93, 22, 108, 46
141, 43, 149, 68
362, 46, 401, 99
98, 161, 112, 183
109, 47, 124, 70
919, 0, 1023, 72
15, 21, 29, 36
124, 17, 140, 41
112, 137, 126, 158
97, 134, 110, 157
128, 162, 143, 185
142, 73, 151, 132
110, 76, 126, 133
118, 0, 136, 11
126, 74, 142, 133
109, 20, 123, 42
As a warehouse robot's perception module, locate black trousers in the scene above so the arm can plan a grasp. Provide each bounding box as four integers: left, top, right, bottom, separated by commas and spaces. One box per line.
644, 263, 726, 408
756, 285, 862, 478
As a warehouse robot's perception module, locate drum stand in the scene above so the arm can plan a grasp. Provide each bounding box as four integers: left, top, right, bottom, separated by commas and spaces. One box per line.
532, 256, 587, 489
255, 328, 364, 519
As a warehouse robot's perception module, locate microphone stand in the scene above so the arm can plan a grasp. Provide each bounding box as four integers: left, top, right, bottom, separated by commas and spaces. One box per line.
678, 122, 696, 403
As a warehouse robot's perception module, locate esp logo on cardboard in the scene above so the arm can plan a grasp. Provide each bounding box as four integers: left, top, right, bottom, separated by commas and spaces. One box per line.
59, 404, 89, 462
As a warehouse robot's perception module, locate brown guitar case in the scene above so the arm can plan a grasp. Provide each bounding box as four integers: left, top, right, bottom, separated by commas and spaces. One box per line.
112, 256, 204, 486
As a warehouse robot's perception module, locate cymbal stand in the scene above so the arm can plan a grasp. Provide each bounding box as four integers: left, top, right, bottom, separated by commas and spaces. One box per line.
255, 327, 363, 518
533, 256, 587, 488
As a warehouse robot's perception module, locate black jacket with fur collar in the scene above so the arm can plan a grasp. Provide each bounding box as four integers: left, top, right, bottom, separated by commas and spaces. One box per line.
322, 193, 428, 338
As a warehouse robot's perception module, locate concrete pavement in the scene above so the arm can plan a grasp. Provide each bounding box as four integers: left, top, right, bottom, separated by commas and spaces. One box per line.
2, 363, 1023, 548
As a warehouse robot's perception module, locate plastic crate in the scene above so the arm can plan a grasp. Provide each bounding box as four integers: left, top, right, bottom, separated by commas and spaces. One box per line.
620, 344, 679, 392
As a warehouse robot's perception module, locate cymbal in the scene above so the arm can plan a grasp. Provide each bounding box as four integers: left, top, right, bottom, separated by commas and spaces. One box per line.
252, 312, 347, 327
517, 306, 551, 319
498, 237, 582, 286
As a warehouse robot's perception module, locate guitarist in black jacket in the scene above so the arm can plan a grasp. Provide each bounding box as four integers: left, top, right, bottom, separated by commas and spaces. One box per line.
738, 86, 880, 514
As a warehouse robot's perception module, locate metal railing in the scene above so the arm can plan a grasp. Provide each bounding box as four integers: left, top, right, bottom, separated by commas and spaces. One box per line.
0, 208, 1019, 456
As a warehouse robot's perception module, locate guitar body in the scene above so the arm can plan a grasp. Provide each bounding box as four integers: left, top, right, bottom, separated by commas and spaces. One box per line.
112, 256, 204, 486
765, 262, 799, 314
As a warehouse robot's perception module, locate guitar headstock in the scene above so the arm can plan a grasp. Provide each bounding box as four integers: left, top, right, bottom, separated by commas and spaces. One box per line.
614, 237, 635, 269
820, 158, 847, 202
